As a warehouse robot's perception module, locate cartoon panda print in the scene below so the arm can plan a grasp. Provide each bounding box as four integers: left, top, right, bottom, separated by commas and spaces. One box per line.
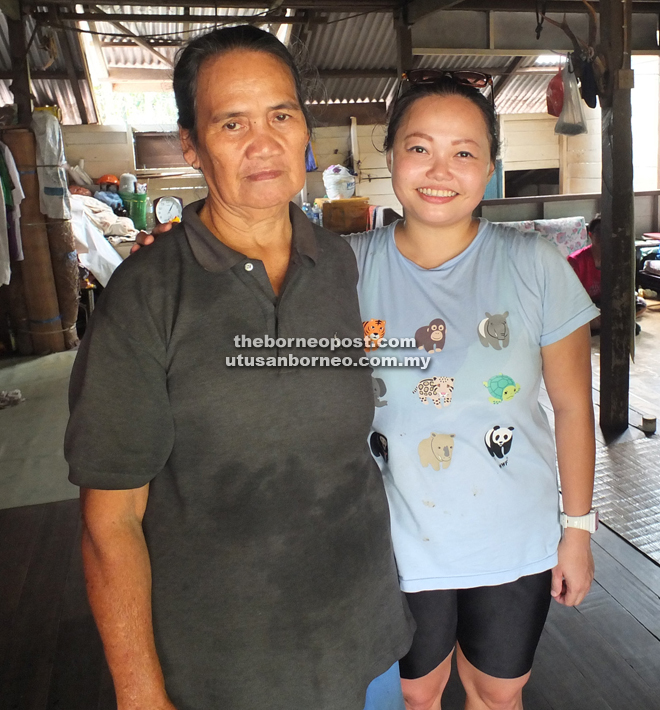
484, 425, 514, 468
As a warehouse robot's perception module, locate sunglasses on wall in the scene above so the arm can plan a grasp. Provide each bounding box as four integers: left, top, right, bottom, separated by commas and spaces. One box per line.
401, 69, 495, 105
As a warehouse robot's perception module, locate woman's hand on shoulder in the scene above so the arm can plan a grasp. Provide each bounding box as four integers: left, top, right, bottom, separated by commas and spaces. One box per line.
130, 221, 174, 254
551, 527, 594, 606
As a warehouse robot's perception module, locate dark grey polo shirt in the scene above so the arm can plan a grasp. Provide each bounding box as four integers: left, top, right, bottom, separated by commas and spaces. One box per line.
65, 201, 413, 710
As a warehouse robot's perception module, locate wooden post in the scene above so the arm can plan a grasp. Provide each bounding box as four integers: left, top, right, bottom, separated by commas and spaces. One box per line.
394, 10, 413, 78
2, 130, 66, 354
46, 218, 80, 350
599, 0, 635, 433
6, 10, 32, 125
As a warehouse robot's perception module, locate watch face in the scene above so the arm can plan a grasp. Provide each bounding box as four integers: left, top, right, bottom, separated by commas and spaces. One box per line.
155, 196, 183, 224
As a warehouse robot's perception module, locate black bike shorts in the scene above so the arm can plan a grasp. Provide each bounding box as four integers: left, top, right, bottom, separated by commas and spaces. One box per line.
399, 569, 552, 680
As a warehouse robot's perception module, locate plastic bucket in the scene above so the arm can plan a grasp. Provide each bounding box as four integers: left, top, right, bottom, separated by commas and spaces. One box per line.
119, 191, 147, 230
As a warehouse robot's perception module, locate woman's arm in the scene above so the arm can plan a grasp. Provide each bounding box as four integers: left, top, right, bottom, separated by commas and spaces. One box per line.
541, 323, 595, 607
81, 486, 177, 710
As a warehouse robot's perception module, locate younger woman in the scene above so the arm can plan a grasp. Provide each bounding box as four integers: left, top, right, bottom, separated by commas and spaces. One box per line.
347, 73, 598, 710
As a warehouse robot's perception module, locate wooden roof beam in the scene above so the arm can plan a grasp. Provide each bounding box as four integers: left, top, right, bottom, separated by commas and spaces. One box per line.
85, 6, 174, 67
492, 55, 524, 99
24, 0, 399, 10
405, 0, 466, 24
33, 10, 330, 24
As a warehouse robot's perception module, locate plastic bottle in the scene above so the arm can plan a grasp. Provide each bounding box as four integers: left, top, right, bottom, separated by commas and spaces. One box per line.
145, 195, 155, 231
311, 204, 323, 227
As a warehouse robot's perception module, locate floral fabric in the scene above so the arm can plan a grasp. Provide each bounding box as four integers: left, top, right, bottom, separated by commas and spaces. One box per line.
494, 217, 589, 258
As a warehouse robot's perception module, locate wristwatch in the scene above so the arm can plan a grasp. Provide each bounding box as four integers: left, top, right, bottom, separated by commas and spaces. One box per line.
560, 509, 599, 533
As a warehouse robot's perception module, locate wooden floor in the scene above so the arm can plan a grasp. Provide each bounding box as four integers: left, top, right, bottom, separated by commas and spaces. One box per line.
1, 499, 660, 710
2, 309, 660, 709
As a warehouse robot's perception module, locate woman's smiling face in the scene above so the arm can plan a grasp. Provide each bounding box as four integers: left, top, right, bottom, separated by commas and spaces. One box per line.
388, 93, 495, 229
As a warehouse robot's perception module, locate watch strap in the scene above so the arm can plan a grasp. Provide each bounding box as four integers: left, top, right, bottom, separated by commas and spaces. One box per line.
560, 509, 599, 533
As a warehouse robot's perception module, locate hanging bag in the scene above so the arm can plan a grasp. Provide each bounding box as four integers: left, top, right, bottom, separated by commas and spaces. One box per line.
555, 56, 587, 135
546, 66, 564, 117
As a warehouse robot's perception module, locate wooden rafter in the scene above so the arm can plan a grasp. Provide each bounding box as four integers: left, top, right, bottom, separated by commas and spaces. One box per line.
492, 55, 524, 100
405, 0, 466, 24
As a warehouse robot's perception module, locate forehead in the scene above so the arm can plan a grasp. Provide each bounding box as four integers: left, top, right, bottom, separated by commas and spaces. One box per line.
196, 49, 298, 107
398, 94, 489, 142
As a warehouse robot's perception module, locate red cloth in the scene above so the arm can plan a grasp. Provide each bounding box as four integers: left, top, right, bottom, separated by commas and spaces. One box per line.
567, 245, 601, 302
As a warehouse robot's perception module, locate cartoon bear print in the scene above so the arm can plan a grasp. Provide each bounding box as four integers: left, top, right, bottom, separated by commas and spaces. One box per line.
415, 318, 446, 353
363, 319, 386, 352
418, 433, 455, 471
478, 312, 510, 350
484, 425, 514, 468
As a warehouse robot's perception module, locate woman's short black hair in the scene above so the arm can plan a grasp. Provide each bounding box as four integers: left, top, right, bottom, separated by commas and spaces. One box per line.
383, 78, 500, 164
173, 25, 314, 143
588, 214, 601, 234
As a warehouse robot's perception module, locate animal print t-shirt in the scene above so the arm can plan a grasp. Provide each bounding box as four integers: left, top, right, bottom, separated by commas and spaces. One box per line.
346, 220, 599, 592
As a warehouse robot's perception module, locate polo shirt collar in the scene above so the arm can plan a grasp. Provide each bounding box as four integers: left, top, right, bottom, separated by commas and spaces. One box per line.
183, 199, 318, 273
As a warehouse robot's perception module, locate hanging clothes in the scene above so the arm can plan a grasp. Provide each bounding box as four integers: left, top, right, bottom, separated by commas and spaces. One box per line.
0, 177, 9, 285
31, 110, 71, 220
0, 141, 25, 261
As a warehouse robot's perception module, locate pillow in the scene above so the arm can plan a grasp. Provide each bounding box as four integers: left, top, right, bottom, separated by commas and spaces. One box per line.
532, 217, 589, 258
494, 220, 536, 233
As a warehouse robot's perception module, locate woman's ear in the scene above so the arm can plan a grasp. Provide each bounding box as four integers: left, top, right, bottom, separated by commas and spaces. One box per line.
386, 150, 393, 173
487, 161, 495, 181
179, 126, 201, 170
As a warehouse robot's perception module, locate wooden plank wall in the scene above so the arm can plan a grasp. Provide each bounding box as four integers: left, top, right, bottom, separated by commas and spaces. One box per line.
560, 106, 603, 195
309, 124, 402, 211
62, 125, 135, 180
500, 114, 561, 175
308, 125, 351, 203
355, 124, 402, 212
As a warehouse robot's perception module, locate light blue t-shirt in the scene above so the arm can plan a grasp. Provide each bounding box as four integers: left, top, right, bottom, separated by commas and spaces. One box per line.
346, 219, 599, 592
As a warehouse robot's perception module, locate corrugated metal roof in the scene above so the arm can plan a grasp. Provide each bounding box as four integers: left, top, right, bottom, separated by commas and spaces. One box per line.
497, 72, 553, 114
316, 76, 395, 103
0, 13, 84, 74
93, 4, 269, 41
103, 44, 176, 68
0, 12, 97, 123
306, 12, 396, 70
0, 78, 96, 124
416, 54, 559, 114
0, 6, 559, 121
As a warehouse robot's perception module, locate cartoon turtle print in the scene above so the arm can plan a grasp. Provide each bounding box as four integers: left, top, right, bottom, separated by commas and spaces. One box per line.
483, 374, 520, 404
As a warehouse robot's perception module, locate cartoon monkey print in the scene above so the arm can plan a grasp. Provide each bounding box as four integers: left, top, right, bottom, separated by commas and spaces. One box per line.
415, 318, 447, 353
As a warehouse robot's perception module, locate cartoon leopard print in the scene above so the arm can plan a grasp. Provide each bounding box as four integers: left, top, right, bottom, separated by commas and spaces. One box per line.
413, 376, 455, 409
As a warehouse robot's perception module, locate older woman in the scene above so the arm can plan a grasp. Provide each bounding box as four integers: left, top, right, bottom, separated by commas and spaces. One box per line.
65, 26, 413, 710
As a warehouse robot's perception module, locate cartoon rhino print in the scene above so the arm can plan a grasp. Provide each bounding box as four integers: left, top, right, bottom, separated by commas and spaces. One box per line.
418, 433, 455, 471
478, 312, 510, 350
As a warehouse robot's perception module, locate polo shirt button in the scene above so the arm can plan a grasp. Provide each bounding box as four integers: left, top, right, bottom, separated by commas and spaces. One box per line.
244, 262, 254, 272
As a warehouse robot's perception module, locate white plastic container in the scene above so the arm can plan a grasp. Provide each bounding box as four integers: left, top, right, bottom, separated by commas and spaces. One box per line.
322, 165, 356, 200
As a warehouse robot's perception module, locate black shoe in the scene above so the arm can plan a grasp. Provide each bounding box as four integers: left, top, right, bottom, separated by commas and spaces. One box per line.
635, 322, 642, 336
